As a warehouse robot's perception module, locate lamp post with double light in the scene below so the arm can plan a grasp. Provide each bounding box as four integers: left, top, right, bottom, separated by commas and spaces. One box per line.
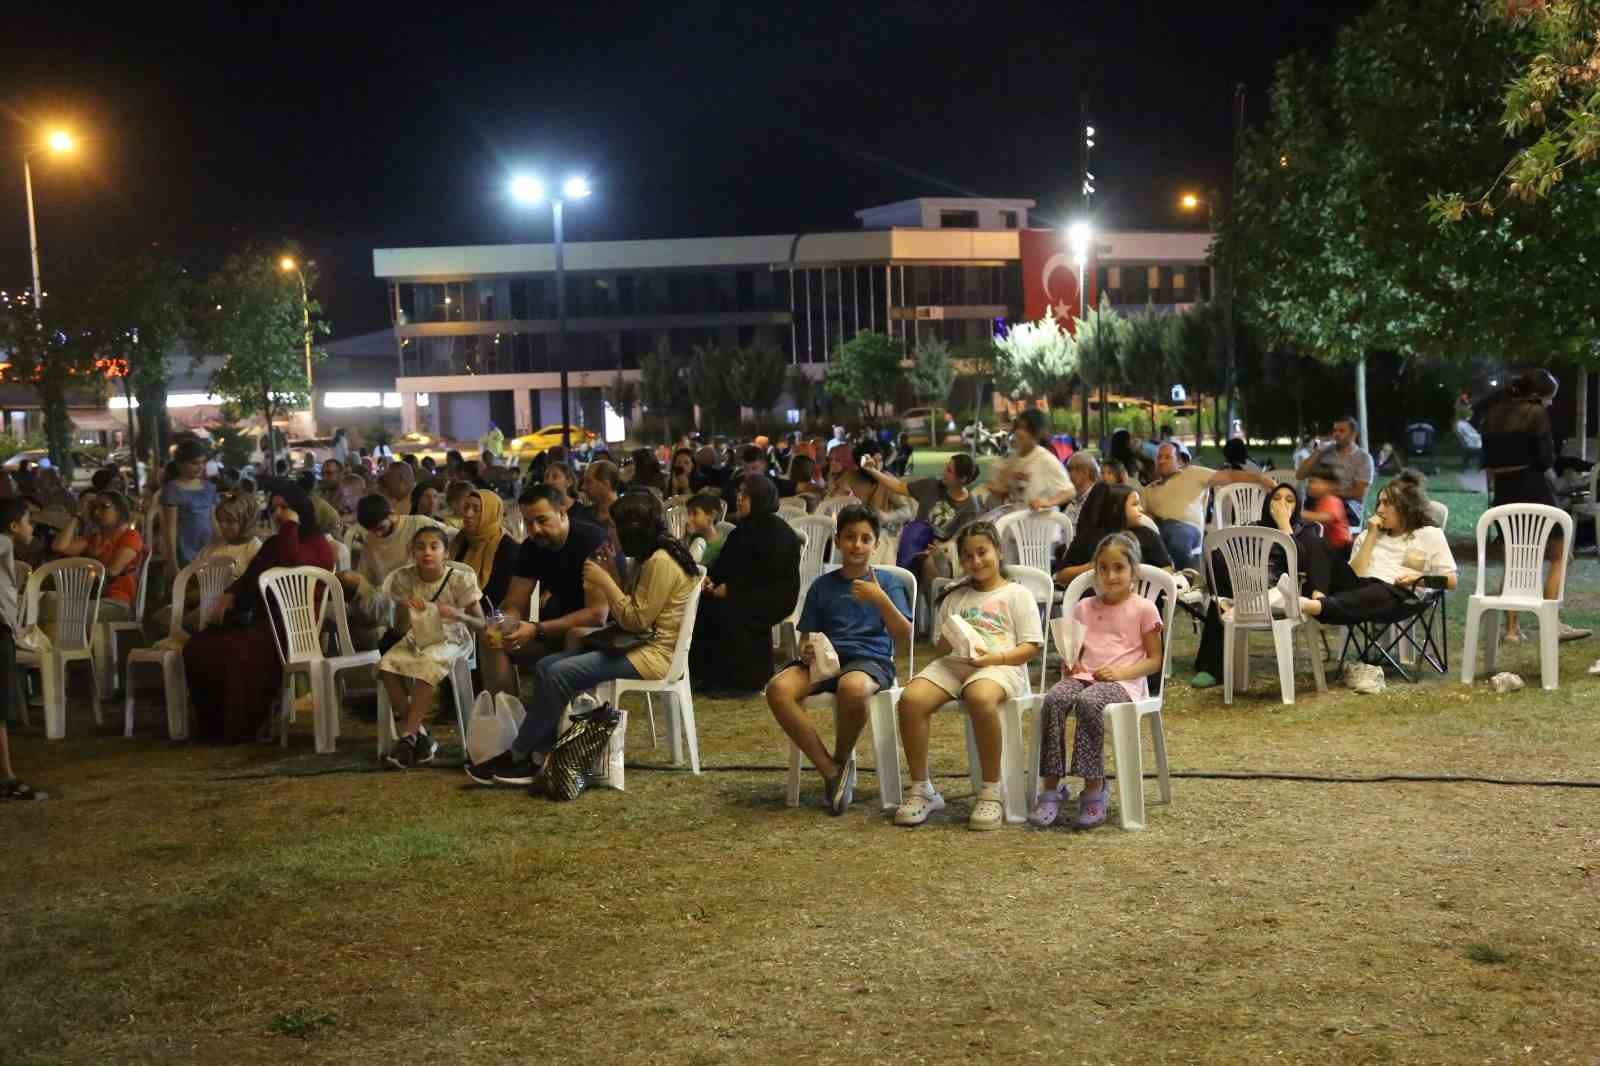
279, 256, 317, 435
510, 174, 591, 453
1181, 189, 1235, 443
23, 129, 76, 310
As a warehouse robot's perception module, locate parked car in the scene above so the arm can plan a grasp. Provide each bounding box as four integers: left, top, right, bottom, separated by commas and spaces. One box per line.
2, 449, 98, 489
505, 424, 598, 455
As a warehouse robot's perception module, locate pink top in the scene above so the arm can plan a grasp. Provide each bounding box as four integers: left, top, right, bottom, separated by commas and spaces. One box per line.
1070, 593, 1163, 700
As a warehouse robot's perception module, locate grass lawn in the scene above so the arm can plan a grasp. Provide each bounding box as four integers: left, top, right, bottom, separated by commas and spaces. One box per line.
5, 487, 1600, 1062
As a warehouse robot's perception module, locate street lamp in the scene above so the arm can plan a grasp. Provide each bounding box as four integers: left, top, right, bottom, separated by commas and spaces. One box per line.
279, 255, 316, 434
509, 171, 592, 451
1066, 220, 1093, 320
23, 129, 76, 311
1180, 188, 1235, 439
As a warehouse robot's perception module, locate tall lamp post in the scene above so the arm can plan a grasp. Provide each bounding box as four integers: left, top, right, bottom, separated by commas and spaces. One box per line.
1066, 219, 1095, 441
278, 256, 316, 435
23, 130, 75, 311
1181, 190, 1233, 444
510, 173, 591, 453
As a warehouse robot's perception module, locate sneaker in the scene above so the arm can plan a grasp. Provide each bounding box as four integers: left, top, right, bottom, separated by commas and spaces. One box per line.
465, 751, 529, 786
893, 782, 946, 827
0, 777, 36, 800
969, 783, 1005, 831
384, 733, 419, 770
1191, 671, 1218, 690
1029, 787, 1068, 827
826, 753, 856, 816
1558, 622, 1593, 643
1074, 788, 1108, 829
413, 727, 439, 766
1275, 572, 1299, 615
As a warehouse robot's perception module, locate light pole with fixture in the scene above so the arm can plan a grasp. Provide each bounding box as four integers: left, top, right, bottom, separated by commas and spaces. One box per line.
23, 129, 76, 310
510, 173, 591, 453
279, 256, 317, 435
1180, 187, 1237, 444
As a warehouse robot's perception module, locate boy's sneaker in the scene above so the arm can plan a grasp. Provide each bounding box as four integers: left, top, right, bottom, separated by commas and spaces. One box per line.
412, 727, 439, 766
893, 782, 946, 827
1074, 788, 1108, 829
384, 733, 419, 770
826, 753, 856, 816
1558, 622, 1592, 642
465, 751, 530, 786
968, 783, 1005, 832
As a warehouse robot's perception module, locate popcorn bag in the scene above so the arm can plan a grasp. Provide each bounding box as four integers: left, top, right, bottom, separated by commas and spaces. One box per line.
808, 633, 841, 685
941, 613, 984, 661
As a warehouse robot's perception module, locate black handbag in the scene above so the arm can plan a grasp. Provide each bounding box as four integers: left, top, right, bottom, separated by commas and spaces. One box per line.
535, 702, 622, 801
581, 623, 653, 655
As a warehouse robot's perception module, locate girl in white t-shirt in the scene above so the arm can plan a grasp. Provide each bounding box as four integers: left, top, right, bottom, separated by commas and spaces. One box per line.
1296, 475, 1457, 625
1032, 533, 1163, 830
894, 522, 1042, 831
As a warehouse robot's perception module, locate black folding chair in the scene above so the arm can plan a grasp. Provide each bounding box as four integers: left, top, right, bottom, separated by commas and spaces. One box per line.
1337, 588, 1448, 682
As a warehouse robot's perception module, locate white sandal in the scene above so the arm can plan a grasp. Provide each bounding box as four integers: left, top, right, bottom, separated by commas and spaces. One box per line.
968, 784, 1005, 832
894, 784, 946, 827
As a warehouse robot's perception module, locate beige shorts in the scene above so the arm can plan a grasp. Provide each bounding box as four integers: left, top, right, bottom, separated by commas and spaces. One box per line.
914, 657, 1028, 702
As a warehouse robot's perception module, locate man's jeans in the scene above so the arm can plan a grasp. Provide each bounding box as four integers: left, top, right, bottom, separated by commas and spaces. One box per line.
511, 648, 641, 758
1158, 519, 1202, 571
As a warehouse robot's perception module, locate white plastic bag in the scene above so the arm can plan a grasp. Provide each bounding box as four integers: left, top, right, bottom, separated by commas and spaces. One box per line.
1049, 615, 1076, 669
808, 633, 841, 685
1343, 661, 1386, 694
466, 690, 525, 766
941, 613, 984, 661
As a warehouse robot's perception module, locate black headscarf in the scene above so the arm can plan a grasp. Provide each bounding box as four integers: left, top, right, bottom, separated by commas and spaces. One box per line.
1256, 481, 1304, 530
263, 478, 322, 538
739, 474, 779, 517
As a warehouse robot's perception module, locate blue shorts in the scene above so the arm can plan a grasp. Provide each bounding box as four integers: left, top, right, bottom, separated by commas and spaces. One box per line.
795, 657, 896, 697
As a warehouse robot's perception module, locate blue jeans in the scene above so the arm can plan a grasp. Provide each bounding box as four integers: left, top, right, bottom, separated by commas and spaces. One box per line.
511, 648, 641, 758
1158, 519, 1202, 571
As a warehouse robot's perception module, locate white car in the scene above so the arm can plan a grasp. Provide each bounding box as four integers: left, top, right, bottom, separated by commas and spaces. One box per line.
2, 449, 98, 489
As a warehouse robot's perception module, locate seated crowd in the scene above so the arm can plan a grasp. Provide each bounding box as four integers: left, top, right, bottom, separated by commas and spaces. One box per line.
0, 413, 1574, 838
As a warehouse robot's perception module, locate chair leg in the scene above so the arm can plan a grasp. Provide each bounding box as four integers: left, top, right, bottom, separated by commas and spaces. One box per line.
375, 683, 394, 759
43, 657, 66, 740
999, 698, 1030, 824
1484, 609, 1501, 676
163, 655, 190, 741
1460, 604, 1481, 683
1026, 692, 1044, 808
645, 693, 658, 749
1149, 709, 1171, 805
1538, 604, 1561, 690
87, 657, 104, 726
123, 664, 138, 739
280, 677, 293, 748
666, 691, 685, 766
1306, 625, 1327, 692
675, 682, 701, 775
1271, 623, 1297, 706
451, 658, 473, 748
785, 741, 804, 807
1106, 703, 1145, 831
1222, 626, 1237, 705
868, 690, 903, 811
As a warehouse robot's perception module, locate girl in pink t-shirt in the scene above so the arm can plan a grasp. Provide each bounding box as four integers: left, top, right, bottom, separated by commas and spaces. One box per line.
1032, 532, 1163, 829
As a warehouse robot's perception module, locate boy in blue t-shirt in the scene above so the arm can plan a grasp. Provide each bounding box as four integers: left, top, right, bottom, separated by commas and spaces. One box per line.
764, 503, 913, 815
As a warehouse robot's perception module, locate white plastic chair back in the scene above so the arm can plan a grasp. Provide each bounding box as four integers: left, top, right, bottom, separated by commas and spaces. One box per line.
689, 538, 706, 563
1007, 564, 1055, 690
1426, 499, 1449, 530
715, 520, 735, 541
1213, 483, 1266, 530
1204, 526, 1304, 627
661, 579, 705, 685
25, 558, 104, 651
793, 515, 835, 587
815, 496, 852, 521
126, 549, 154, 624
665, 503, 688, 540
192, 557, 237, 633
996, 510, 1072, 574
333, 540, 352, 572
1474, 503, 1572, 603
501, 505, 525, 542
778, 497, 809, 516
259, 566, 354, 666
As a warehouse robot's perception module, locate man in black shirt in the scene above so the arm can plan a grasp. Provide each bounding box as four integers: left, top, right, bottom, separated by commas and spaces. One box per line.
478, 484, 612, 697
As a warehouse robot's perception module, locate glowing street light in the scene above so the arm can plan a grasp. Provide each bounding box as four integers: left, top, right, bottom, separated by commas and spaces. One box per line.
1066, 220, 1093, 319
23, 128, 79, 311
508, 171, 593, 450
47, 130, 74, 154
279, 254, 317, 432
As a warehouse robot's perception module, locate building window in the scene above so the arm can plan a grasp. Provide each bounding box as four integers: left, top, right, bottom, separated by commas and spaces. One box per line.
1001, 210, 1018, 229
940, 210, 979, 229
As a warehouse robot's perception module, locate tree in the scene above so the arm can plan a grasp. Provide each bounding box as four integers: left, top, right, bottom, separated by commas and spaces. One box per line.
992, 311, 1078, 407
1072, 296, 1127, 444
686, 344, 741, 433
609, 371, 638, 423
1120, 305, 1176, 436
823, 330, 901, 418
786, 365, 817, 420
1169, 302, 1229, 444
736, 345, 788, 419
0, 293, 101, 478
908, 337, 959, 412
194, 249, 326, 474
640, 350, 689, 443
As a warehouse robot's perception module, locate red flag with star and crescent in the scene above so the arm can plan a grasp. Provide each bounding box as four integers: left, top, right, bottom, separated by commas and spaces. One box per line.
1019, 228, 1095, 334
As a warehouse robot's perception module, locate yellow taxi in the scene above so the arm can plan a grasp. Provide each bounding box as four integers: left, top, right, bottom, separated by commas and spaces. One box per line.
505, 425, 597, 455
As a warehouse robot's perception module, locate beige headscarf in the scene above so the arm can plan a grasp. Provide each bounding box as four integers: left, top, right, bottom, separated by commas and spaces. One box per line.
457, 489, 505, 589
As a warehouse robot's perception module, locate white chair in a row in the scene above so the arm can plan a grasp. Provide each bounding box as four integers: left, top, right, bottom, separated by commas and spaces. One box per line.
259, 567, 380, 753
1030, 565, 1177, 831
777, 515, 835, 659
597, 580, 707, 773
17, 558, 105, 740
1209, 482, 1267, 531
1461, 503, 1573, 691
777, 496, 810, 517
1203, 526, 1326, 705
122, 557, 236, 739
97, 548, 156, 700
785, 564, 918, 810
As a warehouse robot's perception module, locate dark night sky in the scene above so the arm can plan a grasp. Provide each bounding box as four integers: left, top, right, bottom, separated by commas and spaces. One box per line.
0, 0, 1371, 337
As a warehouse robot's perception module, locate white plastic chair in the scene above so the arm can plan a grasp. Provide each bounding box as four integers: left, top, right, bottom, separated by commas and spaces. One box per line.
597, 580, 706, 773
715, 520, 735, 541
785, 564, 917, 810
778, 515, 837, 655
341, 523, 365, 567
1029, 566, 1177, 830
259, 566, 381, 753
665, 503, 688, 540
122, 557, 233, 739
815, 496, 853, 521
1210, 483, 1267, 531
996, 509, 1074, 573
1203, 527, 1327, 705
97, 547, 155, 699
333, 539, 352, 572
501, 505, 525, 543
778, 497, 809, 517
1461, 503, 1573, 691
377, 656, 475, 759
17, 558, 105, 739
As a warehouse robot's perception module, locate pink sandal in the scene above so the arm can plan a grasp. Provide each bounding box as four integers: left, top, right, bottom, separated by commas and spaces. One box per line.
1029, 787, 1068, 827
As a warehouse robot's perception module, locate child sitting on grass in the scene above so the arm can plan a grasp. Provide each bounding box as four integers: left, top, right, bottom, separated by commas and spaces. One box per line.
764, 504, 912, 815
377, 526, 484, 769
893, 521, 1042, 831
0, 499, 38, 799
684, 492, 726, 567
1031, 532, 1163, 830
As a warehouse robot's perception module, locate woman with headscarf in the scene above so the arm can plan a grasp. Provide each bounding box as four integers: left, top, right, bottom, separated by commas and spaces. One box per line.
689, 475, 803, 694
1109, 429, 1150, 484
824, 442, 858, 497
450, 488, 517, 608
183, 480, 336, 743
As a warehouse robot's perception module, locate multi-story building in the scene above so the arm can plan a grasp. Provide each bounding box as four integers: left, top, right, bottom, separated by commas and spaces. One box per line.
372, 197, 1211, 440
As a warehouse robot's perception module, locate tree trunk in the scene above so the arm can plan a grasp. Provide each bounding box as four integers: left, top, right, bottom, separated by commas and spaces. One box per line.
134, 378, 170, 480
1079, 379, 1091, 446
122, 378, 141, 495
1212, 393, 1222, 446
1576, 367, 1589, 461
1098, 382, 1109, 445
262, 383, 277, 476
41, 384, 71, 480
1355, 357, 1371, 458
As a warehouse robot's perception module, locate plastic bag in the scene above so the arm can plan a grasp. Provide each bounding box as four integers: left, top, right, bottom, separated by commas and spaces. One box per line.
808, 633, 841, 685
536, 701, 622, 802
941, 613, 984, 661
466, 691, 525, 767
567, 693, 627, 791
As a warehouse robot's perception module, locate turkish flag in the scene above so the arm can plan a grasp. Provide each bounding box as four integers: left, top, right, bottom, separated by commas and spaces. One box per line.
1019, 228, 1095, 331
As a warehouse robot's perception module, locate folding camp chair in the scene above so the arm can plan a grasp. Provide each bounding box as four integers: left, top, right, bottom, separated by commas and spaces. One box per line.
1337, 588, 1448, 682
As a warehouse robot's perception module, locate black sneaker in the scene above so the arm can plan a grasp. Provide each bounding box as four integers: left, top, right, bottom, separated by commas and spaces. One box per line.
413, 727, 439, 766
384, 734, 419, 770
491, 753, 540, 787
826, 753, 857, 816
465, 751, 525, 786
